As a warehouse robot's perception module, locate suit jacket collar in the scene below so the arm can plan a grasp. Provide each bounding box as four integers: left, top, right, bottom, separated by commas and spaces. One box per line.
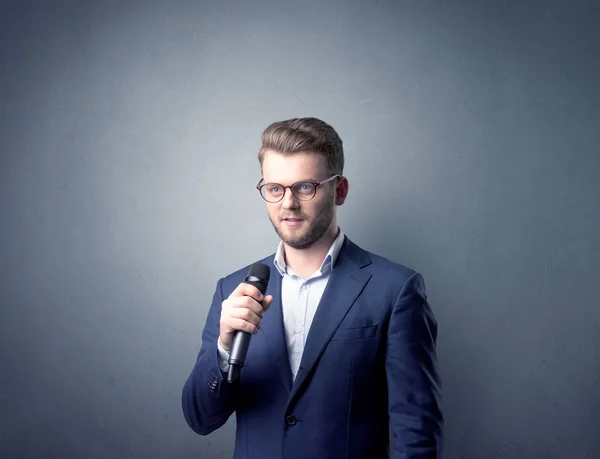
272, 227, 346, 277
259, 262, 292, 391
259, 236, 373, 396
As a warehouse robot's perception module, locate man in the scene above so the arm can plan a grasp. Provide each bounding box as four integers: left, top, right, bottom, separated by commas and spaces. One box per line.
182, 117, 443, 458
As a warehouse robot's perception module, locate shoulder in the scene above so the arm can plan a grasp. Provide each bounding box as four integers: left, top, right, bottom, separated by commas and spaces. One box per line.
344, 237, 417, 279
344, 237, 426, 298
368, 251, 416, 279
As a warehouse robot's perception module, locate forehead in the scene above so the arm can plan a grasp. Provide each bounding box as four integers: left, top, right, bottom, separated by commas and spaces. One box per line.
261, 150, 327, 183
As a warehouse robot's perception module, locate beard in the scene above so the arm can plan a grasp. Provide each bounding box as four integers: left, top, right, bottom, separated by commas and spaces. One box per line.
270, 198, 335, 250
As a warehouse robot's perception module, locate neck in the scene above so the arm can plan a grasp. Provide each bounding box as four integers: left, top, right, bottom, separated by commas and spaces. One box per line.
284, 225, 339, 279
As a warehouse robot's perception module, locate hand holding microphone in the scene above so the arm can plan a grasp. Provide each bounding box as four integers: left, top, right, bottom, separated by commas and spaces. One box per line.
219, 262, 272, 383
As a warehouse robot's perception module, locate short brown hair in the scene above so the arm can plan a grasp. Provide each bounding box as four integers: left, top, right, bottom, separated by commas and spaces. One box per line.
258, 117, 344, 176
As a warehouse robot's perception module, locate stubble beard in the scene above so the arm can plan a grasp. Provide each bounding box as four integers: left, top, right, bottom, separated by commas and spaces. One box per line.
270, 198, 335, 250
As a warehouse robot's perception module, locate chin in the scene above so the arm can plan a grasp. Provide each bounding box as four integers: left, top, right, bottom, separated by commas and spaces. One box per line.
285, 238, 315, 250
282, 233, 309, 247
276, 228, 309, 249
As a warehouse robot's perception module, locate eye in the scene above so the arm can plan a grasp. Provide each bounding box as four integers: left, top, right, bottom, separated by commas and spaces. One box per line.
267, 185, 281, 193
295, 182, 315, 194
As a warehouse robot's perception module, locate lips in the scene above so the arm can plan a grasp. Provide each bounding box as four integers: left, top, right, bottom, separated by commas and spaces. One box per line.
282, 217, 304, 227
281, 215, 304, 222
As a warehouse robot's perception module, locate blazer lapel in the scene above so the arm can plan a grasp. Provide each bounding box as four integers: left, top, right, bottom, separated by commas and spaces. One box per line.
260, 260, 293, 392
287, 238, 372, 403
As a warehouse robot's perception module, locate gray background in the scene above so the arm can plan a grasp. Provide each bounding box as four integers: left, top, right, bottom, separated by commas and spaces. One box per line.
1, 1, 599, 458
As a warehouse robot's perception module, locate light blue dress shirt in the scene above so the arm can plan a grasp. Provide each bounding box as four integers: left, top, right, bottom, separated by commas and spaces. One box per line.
218, 228, 345, 380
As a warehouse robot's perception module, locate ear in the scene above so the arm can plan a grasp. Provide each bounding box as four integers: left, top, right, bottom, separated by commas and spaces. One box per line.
335, 176, 349, 205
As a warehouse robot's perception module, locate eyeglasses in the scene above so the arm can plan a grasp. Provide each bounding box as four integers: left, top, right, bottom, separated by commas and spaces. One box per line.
256, 175, 340, 203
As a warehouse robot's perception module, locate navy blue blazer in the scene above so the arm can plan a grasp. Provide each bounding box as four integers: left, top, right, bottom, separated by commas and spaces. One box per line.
182, 236, 443, 458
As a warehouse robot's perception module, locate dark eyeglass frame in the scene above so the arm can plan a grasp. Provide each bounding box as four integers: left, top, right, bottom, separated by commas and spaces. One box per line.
256, 175, 340, 203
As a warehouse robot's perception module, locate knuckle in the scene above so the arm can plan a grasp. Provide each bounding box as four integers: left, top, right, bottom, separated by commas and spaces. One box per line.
247, 299, 260, 311
234, 298, 248, 309
234, 318, 245, 331
240, 296, 252, 307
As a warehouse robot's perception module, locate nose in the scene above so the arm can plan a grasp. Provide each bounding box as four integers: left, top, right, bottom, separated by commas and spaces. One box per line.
282, 186, 299, 209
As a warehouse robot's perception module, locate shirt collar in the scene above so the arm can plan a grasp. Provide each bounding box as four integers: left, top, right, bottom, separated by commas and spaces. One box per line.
273, 227, 345, 277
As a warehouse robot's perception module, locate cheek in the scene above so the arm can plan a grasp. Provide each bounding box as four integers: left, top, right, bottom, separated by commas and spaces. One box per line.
310, 198, 330, 215
266, 204, 280, 219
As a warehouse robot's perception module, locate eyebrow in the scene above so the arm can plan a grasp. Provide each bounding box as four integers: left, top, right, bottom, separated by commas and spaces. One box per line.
265, 178, 319, 183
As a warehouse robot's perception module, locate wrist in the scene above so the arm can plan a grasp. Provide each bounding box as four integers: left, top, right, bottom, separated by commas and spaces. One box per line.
217, 337, 231, 373
218, 337, 231, 353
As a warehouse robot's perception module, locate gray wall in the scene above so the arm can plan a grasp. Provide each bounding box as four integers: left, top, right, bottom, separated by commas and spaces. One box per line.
1, 1, 599, 458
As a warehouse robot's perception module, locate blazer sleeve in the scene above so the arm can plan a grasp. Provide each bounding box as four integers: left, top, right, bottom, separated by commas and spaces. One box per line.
181, 277, 239, 435
386, 271, 444, 458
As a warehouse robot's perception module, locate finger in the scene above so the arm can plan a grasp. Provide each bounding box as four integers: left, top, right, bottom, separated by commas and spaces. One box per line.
225, 317, 259, 335
228, 307, 262, 327
230, 296, 264, 316
231, 283, 264, 302
262, 295, 273, 312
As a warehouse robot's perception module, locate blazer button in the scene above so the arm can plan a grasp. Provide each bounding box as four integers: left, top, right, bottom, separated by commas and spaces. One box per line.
285, 415, 297, 426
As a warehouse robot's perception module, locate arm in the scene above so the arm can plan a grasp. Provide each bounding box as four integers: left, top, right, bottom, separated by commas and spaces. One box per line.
386, 272, 444, 458
181, 278, 239, 435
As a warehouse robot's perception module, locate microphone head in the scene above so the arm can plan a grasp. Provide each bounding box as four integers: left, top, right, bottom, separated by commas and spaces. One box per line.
247, 262, 270, 282
245, 262, 270, 294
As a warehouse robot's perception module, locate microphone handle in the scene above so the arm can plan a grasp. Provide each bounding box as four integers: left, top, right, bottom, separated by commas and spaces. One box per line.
227, 332, 248, 383
227, 276, 268, 383
229, 330, 252, 366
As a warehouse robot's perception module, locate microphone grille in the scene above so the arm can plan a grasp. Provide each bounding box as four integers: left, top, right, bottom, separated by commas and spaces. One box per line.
248, 262, 270, 281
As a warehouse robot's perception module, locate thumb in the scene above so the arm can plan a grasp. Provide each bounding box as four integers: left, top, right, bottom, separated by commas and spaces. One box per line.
263, 295, 274, 311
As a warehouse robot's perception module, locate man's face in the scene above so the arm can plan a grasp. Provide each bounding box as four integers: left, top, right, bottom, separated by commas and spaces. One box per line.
261, 150, 337, 250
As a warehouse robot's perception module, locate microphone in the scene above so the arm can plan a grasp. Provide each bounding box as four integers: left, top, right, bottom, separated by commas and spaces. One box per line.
227, 262, 270, 383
